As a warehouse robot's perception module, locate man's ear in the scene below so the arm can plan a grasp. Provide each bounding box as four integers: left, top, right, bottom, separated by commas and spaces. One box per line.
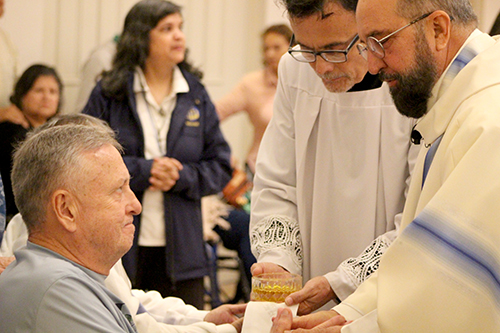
52, 189, 78, 233
430, 10, 452, 52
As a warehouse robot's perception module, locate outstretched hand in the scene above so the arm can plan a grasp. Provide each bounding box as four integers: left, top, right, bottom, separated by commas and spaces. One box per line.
285, 276, 336, 315
205, 303, 247, 325
271, 308, 347, 333
270, 308, 293, 333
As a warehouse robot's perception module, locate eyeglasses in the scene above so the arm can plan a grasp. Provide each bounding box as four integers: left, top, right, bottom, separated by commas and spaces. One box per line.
288, 34, 360, 64
357, 12, 434, 60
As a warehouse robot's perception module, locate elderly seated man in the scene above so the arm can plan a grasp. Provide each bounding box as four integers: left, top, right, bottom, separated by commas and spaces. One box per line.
0, 120, 244, 332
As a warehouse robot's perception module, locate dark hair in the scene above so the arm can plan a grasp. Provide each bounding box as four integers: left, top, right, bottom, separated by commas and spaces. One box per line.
396, 0, 477, 27
10, 64, 63, 114
262, 24, 293, 42
101, 0, 202, 100
278, 0, 358, 19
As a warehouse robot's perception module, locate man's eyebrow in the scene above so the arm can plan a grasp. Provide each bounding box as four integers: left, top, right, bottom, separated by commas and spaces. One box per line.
297, 39, 351, 50
367, 28, 390, 38
117, 176, 130, 187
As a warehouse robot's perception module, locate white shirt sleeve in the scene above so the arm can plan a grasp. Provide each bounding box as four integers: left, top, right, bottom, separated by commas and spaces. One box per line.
134, 313, 236, 333
0, 213, 28, 256
325, 230, 397, 301
132, 289, 208, 325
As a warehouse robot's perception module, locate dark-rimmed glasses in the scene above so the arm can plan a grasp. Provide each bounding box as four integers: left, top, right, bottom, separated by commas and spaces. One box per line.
288, 34, 360, 63
357, 12, 434, 60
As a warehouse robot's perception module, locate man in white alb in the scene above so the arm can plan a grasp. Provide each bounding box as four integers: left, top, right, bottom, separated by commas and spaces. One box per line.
250, 0, 418, 314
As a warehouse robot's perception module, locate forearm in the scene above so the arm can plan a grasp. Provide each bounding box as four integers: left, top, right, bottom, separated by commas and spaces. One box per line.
250, 214, 303, 275
133, 313, 237, 333
132, 289, 207, 325
326, 230, 396, 301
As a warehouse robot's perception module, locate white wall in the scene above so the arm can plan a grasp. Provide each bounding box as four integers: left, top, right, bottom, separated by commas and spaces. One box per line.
265, 0, 288, 26
473, 0, 500, 32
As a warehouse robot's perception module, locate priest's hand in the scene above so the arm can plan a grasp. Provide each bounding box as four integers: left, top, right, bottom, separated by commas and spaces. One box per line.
285, 276, 336, 315
293, 310, 343, 330
250, 262, 288, 276
270, 308, 293, 332
271, 308, 347, 333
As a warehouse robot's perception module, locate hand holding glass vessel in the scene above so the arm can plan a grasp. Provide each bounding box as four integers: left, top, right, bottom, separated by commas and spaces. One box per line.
251, 272, 302, 303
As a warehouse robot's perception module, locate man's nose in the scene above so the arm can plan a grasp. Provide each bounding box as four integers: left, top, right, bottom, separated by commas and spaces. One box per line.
311, 56, 335, 76
127, 190, 142, 216
367, 52, 386, 75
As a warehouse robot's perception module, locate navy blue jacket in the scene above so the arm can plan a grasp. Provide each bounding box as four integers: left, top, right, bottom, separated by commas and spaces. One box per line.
83, 69, 232, 283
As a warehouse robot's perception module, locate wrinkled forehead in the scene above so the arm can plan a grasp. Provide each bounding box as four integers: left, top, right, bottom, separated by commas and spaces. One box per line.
356, 0, 399, 40
290, 5, 357, 48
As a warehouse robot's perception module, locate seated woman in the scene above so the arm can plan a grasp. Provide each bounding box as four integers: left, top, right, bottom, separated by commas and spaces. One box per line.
0, 64, 62, 223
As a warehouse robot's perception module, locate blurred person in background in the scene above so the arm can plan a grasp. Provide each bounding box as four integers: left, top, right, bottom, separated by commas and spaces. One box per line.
0, 174, 9, 274
83, 0, 232, 309
0, 0, 29, 128
0, 64, 62, 222
75, 35, 119, 112
209, 24, 294, 304
215, 24, 293, 176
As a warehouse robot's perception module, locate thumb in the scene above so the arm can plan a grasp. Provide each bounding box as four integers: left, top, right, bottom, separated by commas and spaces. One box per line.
285, 289, 306, 306
250, 263, 267, 276
251, 262, 287, 276
271, 308, 293, 333
231, 303, 247, 314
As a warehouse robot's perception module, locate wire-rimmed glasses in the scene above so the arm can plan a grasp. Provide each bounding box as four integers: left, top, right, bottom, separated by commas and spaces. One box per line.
357, 12, 434, 60
288, 34, 360, 63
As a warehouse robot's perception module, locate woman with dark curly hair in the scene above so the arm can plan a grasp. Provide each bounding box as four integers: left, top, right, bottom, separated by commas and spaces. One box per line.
83, 0, 232, 309
0, 64, 62, 222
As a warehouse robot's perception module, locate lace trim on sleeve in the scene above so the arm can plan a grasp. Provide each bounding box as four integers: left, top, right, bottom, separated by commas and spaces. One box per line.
250, 214, 303, 269
339, 236, 392, 288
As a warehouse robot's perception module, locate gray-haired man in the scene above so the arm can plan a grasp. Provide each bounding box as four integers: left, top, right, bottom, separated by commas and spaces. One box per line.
0, 124, 142, 332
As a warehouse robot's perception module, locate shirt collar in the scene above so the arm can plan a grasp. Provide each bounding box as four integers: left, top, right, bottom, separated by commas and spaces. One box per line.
26, 241, 108, 284
427, 29, 483, 110
133, 66, 189, 98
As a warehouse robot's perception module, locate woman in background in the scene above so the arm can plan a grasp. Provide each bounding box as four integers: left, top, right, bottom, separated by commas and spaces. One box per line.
83, 0, 231, 309
211, 24, 293, 303
0, 64, 62, 222
215, 24, 293, 175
